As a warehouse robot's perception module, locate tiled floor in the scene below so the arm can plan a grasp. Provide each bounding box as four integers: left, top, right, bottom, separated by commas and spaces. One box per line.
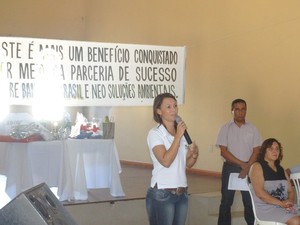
0, 163, 221, 208
62, 163, 222, 206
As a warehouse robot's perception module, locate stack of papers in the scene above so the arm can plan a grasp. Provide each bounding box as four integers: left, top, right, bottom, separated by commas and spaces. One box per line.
228, 173, 248, 191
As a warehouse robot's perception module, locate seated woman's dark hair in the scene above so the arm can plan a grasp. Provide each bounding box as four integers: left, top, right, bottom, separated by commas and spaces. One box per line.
257, 138, 283, 166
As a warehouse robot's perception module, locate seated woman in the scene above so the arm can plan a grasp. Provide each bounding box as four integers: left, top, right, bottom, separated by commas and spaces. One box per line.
249, 138, 300, 225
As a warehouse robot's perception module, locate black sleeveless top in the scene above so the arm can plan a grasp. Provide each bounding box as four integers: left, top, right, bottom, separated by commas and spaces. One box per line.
248, 160, 286, 184
259, 161, 286, 181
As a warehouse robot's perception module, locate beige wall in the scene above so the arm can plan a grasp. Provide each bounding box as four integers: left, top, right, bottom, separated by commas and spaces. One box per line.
1, 0, 300, 173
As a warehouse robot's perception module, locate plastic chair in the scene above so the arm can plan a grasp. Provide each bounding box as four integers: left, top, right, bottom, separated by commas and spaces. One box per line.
290, 172, 300, 205
247, 182, 287, 225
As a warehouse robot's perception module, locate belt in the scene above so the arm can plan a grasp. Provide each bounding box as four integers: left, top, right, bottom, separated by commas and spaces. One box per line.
224, 161, 241, 168
164, 187, 187, 195
153, 184, 187, 195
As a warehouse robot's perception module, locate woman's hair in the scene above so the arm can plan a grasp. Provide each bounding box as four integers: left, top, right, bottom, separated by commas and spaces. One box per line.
153, 93, 176, 124
257, 138, 283, 166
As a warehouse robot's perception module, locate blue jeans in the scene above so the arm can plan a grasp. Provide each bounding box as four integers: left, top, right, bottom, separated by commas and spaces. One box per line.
218, 162, 254, 225
146, 187, 188, 225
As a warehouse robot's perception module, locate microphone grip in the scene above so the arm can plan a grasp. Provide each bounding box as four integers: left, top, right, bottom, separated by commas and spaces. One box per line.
184, 131, 192, 145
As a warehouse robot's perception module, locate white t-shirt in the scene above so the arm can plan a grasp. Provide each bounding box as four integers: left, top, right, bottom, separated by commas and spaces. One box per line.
147, 124, 188, 189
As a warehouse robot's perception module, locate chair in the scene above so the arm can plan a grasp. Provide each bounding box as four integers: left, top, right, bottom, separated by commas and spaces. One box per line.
247, 182, 287, 225
290, 172, 300, 205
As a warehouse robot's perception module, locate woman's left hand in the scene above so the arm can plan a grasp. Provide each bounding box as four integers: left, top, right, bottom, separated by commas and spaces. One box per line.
189, 142, 199, 159
282, 200, 294, 208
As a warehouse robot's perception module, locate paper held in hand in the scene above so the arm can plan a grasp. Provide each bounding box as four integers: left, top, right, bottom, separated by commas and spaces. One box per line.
228, 173, 248, 191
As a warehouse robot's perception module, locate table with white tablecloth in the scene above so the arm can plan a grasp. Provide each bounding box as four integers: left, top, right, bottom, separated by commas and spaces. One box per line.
0, 139, 125, 201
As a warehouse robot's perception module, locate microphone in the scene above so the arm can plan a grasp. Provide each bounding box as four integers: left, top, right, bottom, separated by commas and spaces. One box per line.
176, 116, 192, 145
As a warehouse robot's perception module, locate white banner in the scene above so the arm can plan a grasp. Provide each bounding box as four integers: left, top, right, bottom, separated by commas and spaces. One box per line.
0, 37, 186, 106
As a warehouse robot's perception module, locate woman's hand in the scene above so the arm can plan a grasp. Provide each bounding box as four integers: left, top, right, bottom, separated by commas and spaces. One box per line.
189, 142, 199, 157
186, 142, 199, 167
282, 199, 294, 208
175, 121, 187, 139
280, 200, 297, 213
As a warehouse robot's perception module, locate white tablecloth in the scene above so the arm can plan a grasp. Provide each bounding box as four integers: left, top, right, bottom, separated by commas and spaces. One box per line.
0, 139, 125, 201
